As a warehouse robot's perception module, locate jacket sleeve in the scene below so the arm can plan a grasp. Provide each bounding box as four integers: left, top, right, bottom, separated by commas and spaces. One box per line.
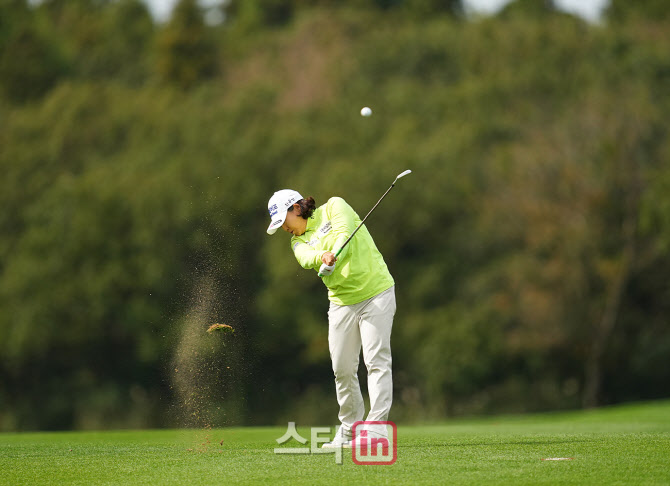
327, 197, 357, 260
291, 240, 327, 270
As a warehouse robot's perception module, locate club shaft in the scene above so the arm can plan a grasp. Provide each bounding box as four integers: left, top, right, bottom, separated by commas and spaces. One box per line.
335, 181, 398, 257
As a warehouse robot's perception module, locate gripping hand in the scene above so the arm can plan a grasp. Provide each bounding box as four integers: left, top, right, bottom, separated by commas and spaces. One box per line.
318, 251, 338, 277
318, 263, 335, 277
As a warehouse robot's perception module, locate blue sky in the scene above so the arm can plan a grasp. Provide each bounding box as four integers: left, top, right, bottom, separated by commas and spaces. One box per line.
143, 0, 610, 24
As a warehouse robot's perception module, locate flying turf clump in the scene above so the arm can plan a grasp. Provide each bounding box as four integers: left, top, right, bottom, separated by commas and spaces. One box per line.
206, 323, 235, 335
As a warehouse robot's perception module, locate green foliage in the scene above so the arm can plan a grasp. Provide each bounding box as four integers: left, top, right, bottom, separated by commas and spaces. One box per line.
607, 0, 670, 22
500, 0, 558, 19
226, 0, 463, 31
0, 2, 70, 102
231, 0, 295, 29
98, 0, 155, 83
1, 0, 670, 430
402, 0, 463, 18
156, 0, 219, 89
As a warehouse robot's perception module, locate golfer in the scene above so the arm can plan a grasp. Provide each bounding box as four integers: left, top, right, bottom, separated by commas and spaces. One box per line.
267, 190, 396, 447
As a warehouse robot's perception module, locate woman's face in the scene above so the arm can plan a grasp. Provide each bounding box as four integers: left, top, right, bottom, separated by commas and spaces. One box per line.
282, 204, 308, 236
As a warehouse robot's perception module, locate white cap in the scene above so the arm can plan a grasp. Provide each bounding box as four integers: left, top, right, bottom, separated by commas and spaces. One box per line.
266, 189, 303, 235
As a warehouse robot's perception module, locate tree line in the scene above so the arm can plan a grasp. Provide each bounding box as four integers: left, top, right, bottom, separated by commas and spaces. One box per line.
1, 0, 669, 430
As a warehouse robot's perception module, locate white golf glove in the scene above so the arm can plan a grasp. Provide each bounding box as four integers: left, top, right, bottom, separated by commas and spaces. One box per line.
318, 263, 336, 277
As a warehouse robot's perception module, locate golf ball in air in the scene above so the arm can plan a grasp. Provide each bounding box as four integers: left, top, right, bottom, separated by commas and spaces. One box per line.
360, 107, 372, 117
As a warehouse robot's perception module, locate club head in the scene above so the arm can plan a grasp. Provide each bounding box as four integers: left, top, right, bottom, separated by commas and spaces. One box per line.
395, 170, 412, 181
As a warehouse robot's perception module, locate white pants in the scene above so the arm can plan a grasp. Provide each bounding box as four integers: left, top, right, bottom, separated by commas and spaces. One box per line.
328, 286, 396, 431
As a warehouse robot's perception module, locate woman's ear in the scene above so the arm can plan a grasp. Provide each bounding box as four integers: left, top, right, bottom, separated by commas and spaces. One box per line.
293, 203, 302, 216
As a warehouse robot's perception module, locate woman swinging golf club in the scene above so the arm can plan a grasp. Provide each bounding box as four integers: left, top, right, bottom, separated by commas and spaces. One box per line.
266, 171, 409, 448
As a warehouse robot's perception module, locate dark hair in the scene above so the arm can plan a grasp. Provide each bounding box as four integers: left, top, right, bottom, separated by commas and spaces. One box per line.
288, 197, 316, 219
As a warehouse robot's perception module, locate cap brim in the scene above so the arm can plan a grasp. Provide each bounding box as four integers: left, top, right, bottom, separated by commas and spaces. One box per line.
267, 211, 288, 235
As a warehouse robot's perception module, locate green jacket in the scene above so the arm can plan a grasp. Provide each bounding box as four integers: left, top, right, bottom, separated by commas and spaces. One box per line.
290, 197, 395, 306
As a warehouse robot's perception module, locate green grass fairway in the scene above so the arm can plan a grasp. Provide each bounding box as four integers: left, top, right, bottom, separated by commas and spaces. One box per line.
2, 401, 669, 485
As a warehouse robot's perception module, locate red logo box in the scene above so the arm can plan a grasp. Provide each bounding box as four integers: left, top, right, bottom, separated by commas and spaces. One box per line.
351, 421, 397, 465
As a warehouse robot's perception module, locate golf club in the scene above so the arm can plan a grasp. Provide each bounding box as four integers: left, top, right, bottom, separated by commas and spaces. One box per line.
318, 170, 412, 277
